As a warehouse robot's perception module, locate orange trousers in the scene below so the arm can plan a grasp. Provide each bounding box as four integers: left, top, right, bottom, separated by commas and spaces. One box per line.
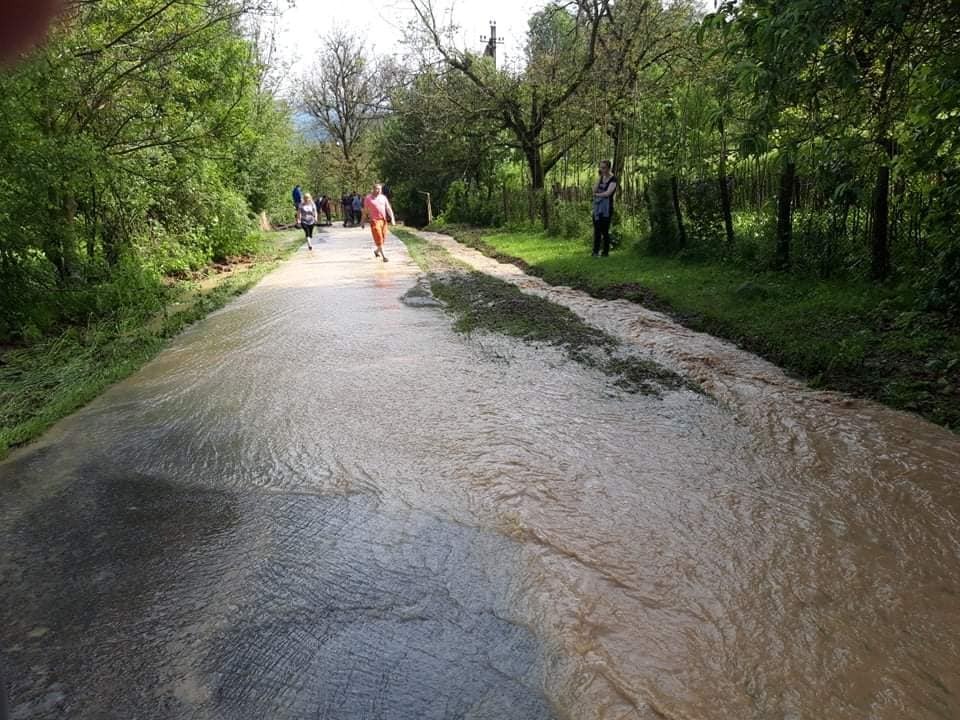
369, 219, 387, 247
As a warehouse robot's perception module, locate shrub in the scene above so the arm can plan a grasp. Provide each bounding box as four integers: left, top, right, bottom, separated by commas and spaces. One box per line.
732, 210, 776, 268
546, 200, 589, 239
441, 180, 504, 227
138, 222, 209, 277
207, 190, 258, 261
682, 178, 725, 253
646, 174, 682, 255
927, 244, 960, 317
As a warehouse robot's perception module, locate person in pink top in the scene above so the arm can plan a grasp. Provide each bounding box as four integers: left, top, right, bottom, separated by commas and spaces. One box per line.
360, 183, 396, 262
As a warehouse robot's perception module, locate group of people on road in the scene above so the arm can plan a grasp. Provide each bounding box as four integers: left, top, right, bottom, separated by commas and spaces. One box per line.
291, 163, 613, 262
292, 185, 333, 251
341, 193, 362, 227
292, 183, 396, 260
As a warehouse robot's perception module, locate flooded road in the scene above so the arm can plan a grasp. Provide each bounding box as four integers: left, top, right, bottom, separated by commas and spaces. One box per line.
2, 226, 959, 719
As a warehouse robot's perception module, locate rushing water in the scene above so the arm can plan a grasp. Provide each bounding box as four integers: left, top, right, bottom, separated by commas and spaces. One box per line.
1, 227, 959, 719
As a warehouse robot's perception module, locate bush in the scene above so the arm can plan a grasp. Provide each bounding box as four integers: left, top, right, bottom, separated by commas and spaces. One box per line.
732, 210, 776, 268
793, 210, 840, 277
546, 200, 589, 239
616, 212, 648, 251
441, 180, 504, 227
927, 244, 960, 317
207, 190, 258, 261
0, 255, 58, 342
646, 174, 682, 255
681, 179, 725, 254
138, 222, 208, 277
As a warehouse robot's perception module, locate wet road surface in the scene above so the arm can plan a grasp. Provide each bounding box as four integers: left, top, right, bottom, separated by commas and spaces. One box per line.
2, 225, 960, 719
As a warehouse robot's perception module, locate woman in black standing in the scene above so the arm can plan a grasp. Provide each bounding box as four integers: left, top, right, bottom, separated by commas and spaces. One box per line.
592, 160, 618, 257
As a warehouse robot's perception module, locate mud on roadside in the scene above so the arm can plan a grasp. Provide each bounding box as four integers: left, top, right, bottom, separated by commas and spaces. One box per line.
394, 228, 695, 395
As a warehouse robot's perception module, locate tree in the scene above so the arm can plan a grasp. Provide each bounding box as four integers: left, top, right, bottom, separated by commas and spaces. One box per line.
377, 69, 503, 225
0, 0, 271, 274
408, 0, 611, 198
712, 0, 959, 279
0, 0, 305, 341
594, 0, 695, 180
301, 29, 394, 189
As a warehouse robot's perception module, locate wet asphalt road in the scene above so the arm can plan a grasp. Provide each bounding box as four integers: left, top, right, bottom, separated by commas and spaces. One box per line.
5, 225, 960, 720
0, 228, 558, 719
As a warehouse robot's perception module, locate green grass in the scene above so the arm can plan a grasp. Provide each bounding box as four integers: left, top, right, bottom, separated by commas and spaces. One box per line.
393, 227, 690, 394
0, 230, 303, 458
431, 224, 960, 430
392, 227, 467, 272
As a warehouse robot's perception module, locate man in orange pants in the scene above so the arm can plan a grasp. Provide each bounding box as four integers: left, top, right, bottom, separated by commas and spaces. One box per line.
361, 183, 396, 262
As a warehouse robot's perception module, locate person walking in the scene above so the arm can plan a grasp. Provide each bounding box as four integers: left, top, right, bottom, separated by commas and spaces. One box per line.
341, 194, 352, 227
318, 195, 331, 225
592, 160, 618, 257
351, 192, 362, 226
300, 193, 318, 250
360, 183, 396, 262
292, 184, 303, 226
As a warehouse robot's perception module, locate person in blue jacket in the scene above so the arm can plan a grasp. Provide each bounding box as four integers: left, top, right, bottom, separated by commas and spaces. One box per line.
292, 185, 303, 226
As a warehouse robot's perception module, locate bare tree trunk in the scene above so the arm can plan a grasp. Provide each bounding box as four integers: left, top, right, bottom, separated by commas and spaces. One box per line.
524, 144, 549, 226
525, 144, 545, 191
670, 175, 687, 248
611, 120, 626, 180
870, 161, 891, 281
718, 117, 735, 248
775, 157, 796, 270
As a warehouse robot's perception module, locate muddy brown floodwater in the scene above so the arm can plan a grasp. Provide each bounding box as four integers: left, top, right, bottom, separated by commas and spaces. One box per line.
1, 226, 959, 720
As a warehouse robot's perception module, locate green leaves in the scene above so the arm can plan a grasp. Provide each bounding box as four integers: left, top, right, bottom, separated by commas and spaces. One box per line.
0, 0, 303, 344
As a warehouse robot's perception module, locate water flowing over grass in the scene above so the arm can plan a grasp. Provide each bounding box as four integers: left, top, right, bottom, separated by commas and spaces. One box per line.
0, 231, 304, 458
393, 227, 691, 395
429, 224, 960, 430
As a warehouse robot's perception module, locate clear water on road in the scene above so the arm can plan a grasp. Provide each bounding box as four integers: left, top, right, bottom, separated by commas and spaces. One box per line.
2, 227, 959, 719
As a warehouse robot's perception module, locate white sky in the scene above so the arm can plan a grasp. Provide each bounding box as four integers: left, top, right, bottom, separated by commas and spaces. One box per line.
275, 0, 546, 84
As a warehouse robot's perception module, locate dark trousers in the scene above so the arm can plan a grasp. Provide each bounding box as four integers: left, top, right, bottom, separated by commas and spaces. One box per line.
303, 223, 314, 238
593, 215, 611, 255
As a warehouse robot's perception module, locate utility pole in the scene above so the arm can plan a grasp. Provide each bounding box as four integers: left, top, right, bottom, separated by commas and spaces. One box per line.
480, 20, 503, 68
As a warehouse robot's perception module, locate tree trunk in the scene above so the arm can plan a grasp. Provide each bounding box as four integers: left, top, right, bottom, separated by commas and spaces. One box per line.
43, 190, 78, 283
611, 120, 626, 180
870, 162, 891, 281
775, 157, 796, 270
718, 117, 735, 248
525, 144, 545, 191
670, 175, 687, 248
523, 144, 548, 226
87, 184, 98, 260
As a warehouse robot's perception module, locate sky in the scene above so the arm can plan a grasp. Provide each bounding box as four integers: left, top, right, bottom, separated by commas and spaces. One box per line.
274, 0, 546, 85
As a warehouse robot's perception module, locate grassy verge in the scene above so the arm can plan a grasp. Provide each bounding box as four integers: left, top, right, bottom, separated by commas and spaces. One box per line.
393, 227, 690, 394
428, 223, 960, 430
0, 230, 303, 458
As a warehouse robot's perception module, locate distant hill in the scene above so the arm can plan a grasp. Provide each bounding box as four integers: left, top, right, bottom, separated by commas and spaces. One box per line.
293, 111, 329, 141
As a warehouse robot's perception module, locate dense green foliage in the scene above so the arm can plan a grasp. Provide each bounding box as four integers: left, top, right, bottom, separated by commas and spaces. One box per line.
372, 0, 960, 423
0, 0, 306, 346
381, 0, 960, 316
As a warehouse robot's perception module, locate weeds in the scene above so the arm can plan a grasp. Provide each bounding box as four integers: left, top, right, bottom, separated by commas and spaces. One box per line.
0, 231, 302, 458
